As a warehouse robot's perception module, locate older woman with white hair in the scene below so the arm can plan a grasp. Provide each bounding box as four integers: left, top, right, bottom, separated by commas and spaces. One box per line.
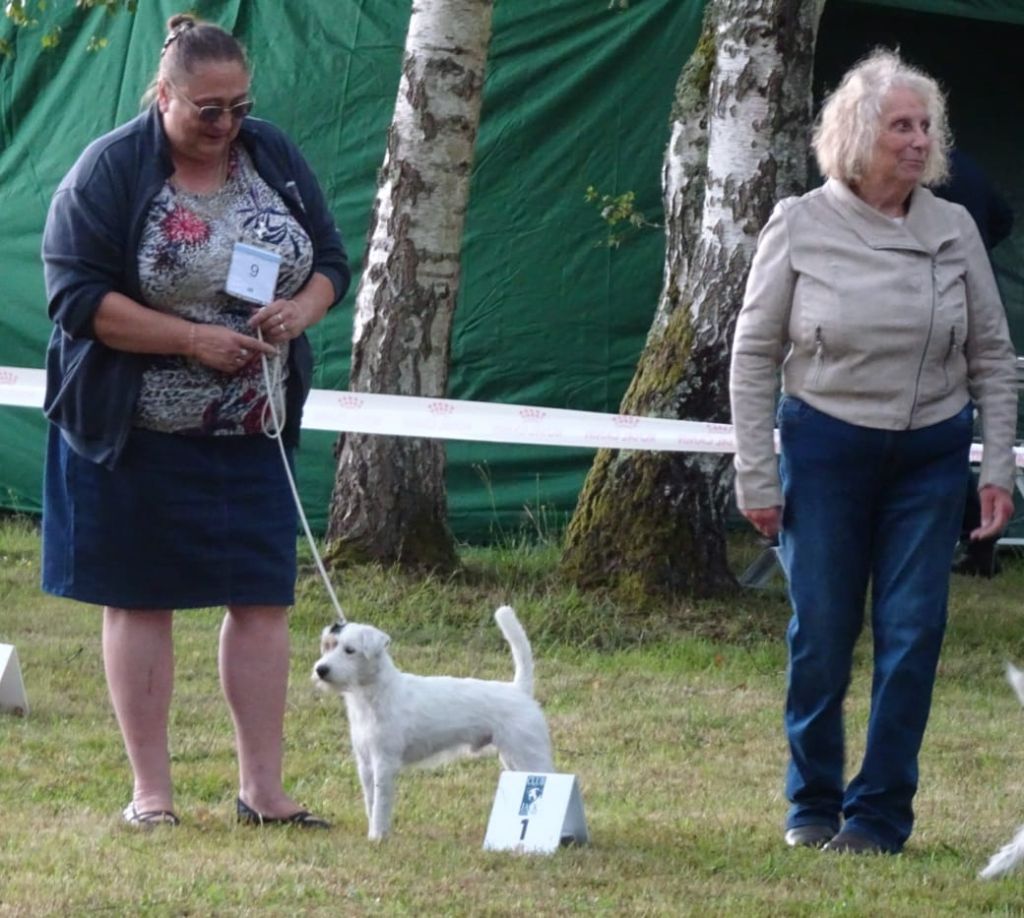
730, 48, 1017, 854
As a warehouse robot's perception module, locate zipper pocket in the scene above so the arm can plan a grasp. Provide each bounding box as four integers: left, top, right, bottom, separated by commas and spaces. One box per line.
812, 326, 825, 386
943, 325, 958, 390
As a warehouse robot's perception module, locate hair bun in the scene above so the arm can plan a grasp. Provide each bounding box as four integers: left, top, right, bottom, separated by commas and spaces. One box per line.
166, 13, 196, 32
162, 14, 196, 55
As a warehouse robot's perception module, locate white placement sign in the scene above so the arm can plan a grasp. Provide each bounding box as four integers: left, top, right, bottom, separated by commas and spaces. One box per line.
0, 643, 28, 717
225, 242, 282, 305
483, 771, 588, 853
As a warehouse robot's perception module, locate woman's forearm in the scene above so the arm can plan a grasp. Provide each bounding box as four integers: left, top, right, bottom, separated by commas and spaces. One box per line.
92, 291, 195, 356
289, 271, 336, 329
92, 291, 276, 373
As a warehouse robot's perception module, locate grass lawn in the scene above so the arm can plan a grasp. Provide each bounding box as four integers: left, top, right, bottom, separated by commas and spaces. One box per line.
3, 516, 1024, 916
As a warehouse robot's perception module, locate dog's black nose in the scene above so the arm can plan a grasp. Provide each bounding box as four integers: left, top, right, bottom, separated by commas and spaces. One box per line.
315, 664, 330, 679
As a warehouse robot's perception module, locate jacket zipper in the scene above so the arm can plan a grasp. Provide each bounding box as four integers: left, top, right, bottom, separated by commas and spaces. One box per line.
908, 258, 937, 427
285, 180, 307, 214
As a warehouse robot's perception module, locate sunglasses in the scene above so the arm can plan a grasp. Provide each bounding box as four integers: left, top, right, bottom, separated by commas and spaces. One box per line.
168, 81, 253, 123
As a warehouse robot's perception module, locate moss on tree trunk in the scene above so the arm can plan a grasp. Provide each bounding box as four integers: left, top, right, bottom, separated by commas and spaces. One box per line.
561, 305, 736, 599
562, 0, 825, 601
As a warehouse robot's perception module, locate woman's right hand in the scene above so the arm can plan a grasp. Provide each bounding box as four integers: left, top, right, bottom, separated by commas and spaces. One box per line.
187, 323, 278, 375
743, 506, 782, 539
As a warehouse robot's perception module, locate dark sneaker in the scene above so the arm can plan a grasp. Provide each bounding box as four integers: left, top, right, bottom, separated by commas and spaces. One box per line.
784, 824, 836, 848
823, 829, 885, 854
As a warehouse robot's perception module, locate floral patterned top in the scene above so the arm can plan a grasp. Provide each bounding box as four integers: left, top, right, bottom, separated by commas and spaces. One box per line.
134, 145, 314, 436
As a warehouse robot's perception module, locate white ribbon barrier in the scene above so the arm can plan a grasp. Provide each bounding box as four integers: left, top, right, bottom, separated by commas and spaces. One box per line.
0, 366, 47, 410
301, 388, 741, 453
0, 364, 1017, 464
0, 365, 738, 453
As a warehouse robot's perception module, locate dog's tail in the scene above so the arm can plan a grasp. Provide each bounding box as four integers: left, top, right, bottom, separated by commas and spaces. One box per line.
978, 663, 1024, 879
981, 824, 1024, 879
495, 605, 535, 696
1007, 662, 1024, 708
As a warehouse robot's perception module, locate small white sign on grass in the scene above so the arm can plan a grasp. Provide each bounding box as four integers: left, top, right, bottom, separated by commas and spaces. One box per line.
0, 643, 28, 717
483, 771, 588, 853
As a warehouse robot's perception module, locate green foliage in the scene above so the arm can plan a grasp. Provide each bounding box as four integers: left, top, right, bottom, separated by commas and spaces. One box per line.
4, 0, 35, 27
76, 0, 137, 12
2, 0, 134, 53
584, 185, 660, 249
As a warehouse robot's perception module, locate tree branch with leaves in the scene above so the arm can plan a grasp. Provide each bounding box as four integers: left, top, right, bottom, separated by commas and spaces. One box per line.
2, 0, 136, 55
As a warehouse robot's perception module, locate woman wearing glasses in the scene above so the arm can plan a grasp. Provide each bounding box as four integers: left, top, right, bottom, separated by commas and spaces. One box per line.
41, 14, 349, 828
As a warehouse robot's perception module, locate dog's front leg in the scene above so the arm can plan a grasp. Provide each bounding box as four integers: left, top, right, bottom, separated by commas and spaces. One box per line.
355, 748, 375, 820
368, 759, 399, 841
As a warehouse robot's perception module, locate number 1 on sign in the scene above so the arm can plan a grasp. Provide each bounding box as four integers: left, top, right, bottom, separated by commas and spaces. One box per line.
520, 819, 529, 840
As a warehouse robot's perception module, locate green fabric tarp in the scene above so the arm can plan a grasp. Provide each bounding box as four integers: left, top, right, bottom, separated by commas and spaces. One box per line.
1, 0, 1022, 543
0, 0, 702, 541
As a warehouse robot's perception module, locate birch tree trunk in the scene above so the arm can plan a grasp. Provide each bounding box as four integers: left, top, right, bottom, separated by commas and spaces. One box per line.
561, 0, 826, 598
325, 0, 493, 569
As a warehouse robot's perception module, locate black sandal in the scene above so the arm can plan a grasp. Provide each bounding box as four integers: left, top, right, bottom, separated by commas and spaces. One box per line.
122, 802, 180, 827
236, 796, 330, 829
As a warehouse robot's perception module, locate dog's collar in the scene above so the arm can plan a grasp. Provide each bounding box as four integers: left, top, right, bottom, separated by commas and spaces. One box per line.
329, 621, 347, 635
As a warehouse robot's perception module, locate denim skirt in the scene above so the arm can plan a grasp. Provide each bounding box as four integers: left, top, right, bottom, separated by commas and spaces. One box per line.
42, 426, 298, 610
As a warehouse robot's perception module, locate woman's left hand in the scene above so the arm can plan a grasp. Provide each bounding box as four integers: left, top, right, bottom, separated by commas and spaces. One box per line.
248, 298, 314, 344
971, 484, 1015, 541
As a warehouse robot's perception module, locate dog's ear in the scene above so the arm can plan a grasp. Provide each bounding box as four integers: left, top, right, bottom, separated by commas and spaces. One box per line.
358, 627, 391, 658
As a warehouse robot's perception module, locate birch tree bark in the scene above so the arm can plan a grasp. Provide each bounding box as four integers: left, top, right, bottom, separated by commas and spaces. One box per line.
325, 0, 493, 569
561, 0, 827, 598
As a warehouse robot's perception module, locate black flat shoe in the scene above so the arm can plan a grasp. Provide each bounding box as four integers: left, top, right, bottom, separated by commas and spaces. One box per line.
236, 796, 330, 829
784, 824, 835, 848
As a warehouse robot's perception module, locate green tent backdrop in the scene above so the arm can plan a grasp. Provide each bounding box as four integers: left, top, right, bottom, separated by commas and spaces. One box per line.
0, 0, 1021, 543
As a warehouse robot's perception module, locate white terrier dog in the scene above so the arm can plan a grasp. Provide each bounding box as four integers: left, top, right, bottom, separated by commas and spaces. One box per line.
312, 606, 554, 840
980, 662, 1024, 879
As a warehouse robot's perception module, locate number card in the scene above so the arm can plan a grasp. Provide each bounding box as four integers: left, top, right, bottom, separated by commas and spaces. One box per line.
483, 771, 588, 853
0, 644, 28, 717
226, 242, 282, 305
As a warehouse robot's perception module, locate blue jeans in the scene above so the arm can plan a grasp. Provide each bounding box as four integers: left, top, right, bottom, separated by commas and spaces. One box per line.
777, 397, 972, 852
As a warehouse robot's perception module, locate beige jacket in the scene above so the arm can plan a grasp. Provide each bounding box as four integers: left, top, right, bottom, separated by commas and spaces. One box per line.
730, 177, 1017, 510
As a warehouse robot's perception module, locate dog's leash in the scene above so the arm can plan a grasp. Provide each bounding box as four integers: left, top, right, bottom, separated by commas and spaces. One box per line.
257, 334, 347, 625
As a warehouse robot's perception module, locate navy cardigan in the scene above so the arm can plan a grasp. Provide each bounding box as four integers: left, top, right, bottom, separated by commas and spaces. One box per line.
42, 105, 350, 466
